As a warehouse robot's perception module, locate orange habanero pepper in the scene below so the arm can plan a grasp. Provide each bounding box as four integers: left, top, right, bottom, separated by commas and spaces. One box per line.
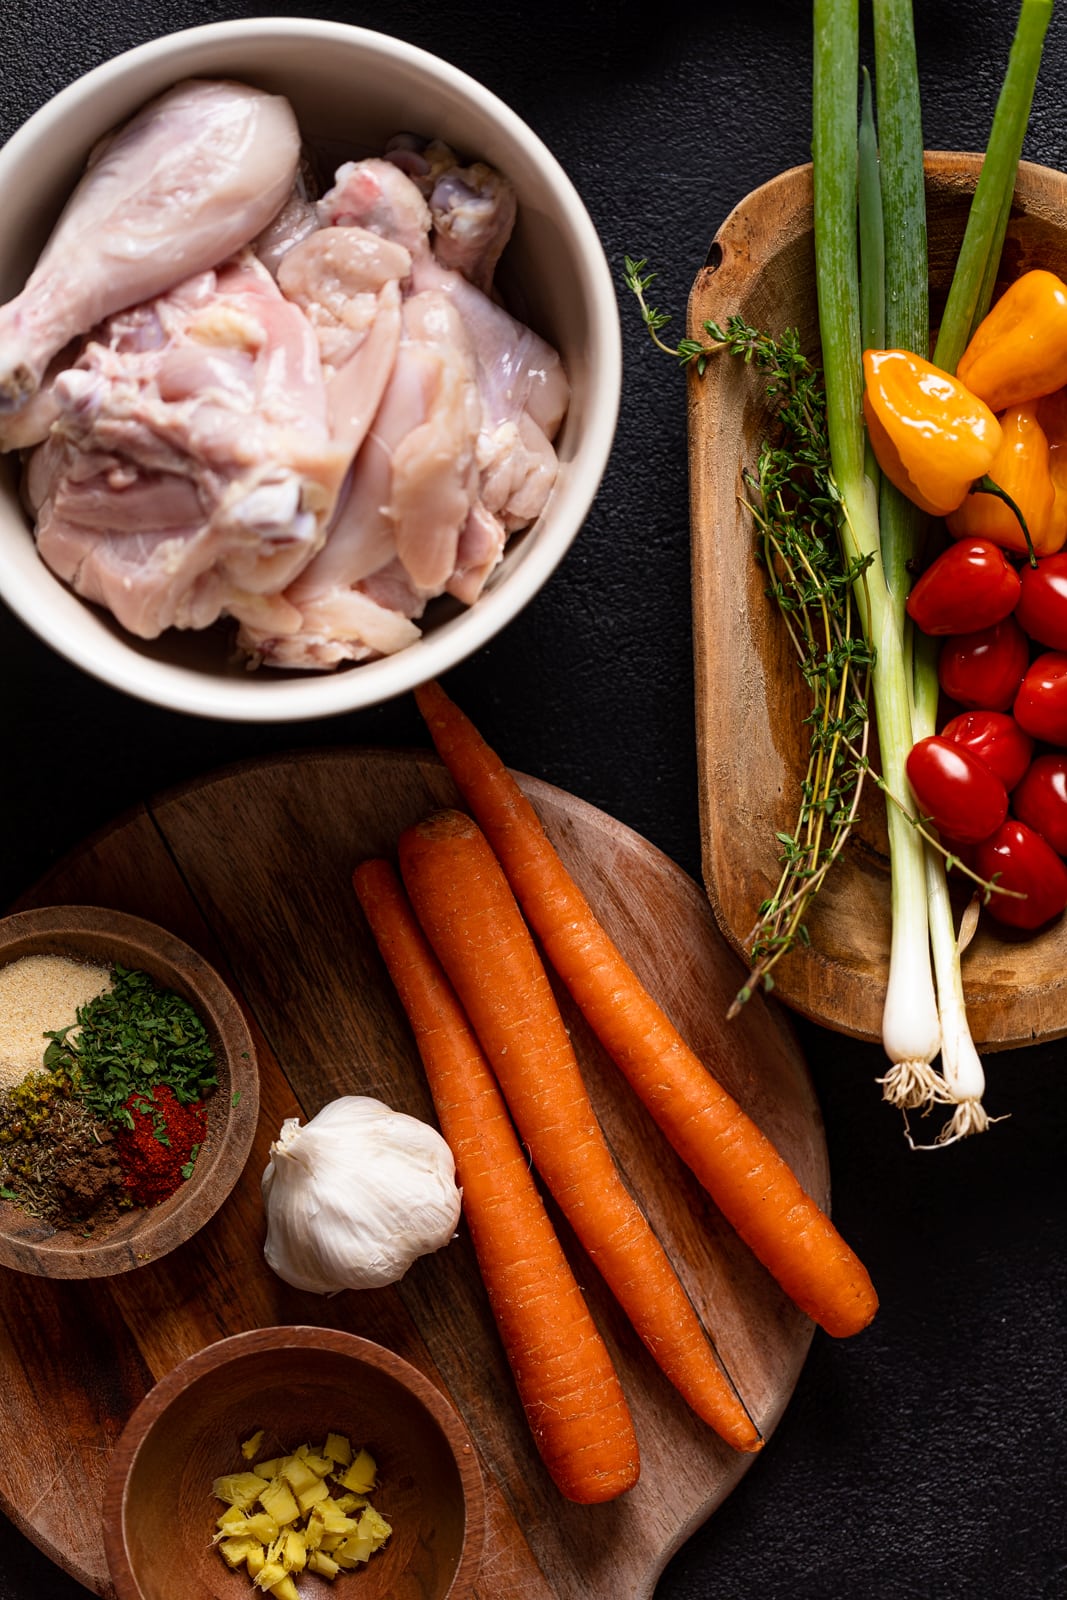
957, 269, 1067, 413
862, 348, 1002, 517
946, 403, 1065, 557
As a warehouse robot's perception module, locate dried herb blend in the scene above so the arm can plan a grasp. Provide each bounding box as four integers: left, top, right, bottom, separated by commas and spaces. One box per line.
0, 1063, 129, 1227
0, 962, 218, 1229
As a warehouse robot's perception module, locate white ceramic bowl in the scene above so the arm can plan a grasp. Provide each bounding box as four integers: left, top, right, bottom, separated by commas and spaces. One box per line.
0, 20, 620, 721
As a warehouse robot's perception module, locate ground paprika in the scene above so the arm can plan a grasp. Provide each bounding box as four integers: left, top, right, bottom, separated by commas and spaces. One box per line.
115, 1083, 207, 1206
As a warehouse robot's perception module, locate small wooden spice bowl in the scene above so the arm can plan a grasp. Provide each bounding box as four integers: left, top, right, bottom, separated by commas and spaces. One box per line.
689, 152, 1067, 1050
102, 1325, 486, 1600
0, 904, 258, 1277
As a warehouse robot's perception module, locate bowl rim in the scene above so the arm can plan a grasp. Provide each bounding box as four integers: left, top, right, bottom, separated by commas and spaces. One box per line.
101, 1324, 487, 1600
0, 903, 260, 1275
0, 17, 622, 723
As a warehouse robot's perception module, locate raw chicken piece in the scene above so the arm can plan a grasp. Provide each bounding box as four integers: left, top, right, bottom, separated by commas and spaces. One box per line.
234, 288, 483, 668
446, 501, 508, 605
25, 255, 347, 639
235, 571, 423, 670
254, 185, 321, 278
418, 262, 569, 533
0, 353, 70, 450
318, 157, 433, 256
277, 225, 411, 461
385, 135, 517, 292
0, 79, 300, 413
317, 156, 569, 536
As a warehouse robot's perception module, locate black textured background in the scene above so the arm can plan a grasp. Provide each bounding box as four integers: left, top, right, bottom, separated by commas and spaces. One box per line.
1, 4, 1066, 1597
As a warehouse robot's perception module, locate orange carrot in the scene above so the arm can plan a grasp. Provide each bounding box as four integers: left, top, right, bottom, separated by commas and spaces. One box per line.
397, 809, 762, 1454
352, 857, 641, 1503
414, 679, 879, 1340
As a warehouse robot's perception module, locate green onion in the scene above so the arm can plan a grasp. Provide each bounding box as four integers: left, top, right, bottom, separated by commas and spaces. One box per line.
814, 0, 1050, 1142
870, 0, 980, 1135
813, 0, 941, 1078
871, 0, 928, 625
933, 0, 1053, 374
906, 0, 1049, 1142
858, 68, 885, 360
909, 625, 991, 1144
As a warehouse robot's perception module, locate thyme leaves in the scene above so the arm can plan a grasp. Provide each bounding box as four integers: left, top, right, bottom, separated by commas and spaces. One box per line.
623, 259, 876, 1003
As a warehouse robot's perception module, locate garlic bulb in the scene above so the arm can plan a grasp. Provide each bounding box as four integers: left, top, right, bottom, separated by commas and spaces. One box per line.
261, 1095, 462, 1295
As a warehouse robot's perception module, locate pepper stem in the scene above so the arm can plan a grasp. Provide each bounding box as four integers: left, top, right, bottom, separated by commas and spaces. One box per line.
971, 473, 1037, 565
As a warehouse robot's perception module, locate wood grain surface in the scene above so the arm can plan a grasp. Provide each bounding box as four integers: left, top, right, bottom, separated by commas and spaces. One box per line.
1, 748, 825, 1599
688, 153, 1067, 1050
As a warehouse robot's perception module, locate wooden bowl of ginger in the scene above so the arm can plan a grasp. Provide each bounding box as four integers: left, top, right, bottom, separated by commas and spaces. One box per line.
102, 1326, 486, 1600
0, 904, 258, 1277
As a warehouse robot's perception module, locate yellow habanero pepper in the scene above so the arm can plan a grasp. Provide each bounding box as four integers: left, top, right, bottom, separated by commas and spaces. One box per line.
862, 348, 1003, 517
946, 403, 1065, 557
1036, 388, 1067, 551
957, 268, 1067, 414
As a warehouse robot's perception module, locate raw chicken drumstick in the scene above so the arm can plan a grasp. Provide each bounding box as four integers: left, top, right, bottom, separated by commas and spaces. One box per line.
0, 79, 300, 413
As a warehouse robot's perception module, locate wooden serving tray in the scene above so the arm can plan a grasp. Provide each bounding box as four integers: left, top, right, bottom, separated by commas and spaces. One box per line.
688, 154, 1067, 1049
0, 748, 825, 1599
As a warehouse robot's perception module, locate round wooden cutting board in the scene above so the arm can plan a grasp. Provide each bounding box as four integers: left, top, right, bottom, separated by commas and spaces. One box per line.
0, 748, 828, 1599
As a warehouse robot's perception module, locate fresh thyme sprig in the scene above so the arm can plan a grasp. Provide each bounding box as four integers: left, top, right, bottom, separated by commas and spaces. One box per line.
720, 327, 877, 1009
624, 255, 878, 1002
623, 256, 728, 372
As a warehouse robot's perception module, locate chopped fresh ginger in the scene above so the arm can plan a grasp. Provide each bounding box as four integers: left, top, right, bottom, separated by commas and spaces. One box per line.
337, 1448, 376, 1495
219, 1536, 262, 1569
214, 1472, 267, 1511
268, 1579, 300, 1600
258, 1478, 300, 1527
242, 1513, 280, 1544
280, 1456, 320, 1498
323, 1433, 352, 1467
309, 1549, 341, 1579
212, 1430, 391, 1591
295, 1479, 330, 1516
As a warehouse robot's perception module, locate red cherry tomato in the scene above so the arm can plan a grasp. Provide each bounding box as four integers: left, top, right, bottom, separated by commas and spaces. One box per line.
905, 735, 1008, 844
939, 710, 1034, 791
906, 538, 1021, 636
1013, 651, 1067, 745
938, 616, 1030, 710
975, 819, 1067, 928
1013, 753, 1067, 855
1015, 552, 1067, 649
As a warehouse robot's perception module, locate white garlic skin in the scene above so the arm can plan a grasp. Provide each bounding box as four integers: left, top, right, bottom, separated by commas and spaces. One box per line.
261, 1094, 462, 1295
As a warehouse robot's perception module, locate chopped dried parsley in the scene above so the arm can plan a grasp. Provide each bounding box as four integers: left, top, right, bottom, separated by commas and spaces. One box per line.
44, 964, 218, 1129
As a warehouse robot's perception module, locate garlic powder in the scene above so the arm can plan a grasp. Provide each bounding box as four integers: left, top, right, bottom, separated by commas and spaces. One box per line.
0, 954, 112, 1089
